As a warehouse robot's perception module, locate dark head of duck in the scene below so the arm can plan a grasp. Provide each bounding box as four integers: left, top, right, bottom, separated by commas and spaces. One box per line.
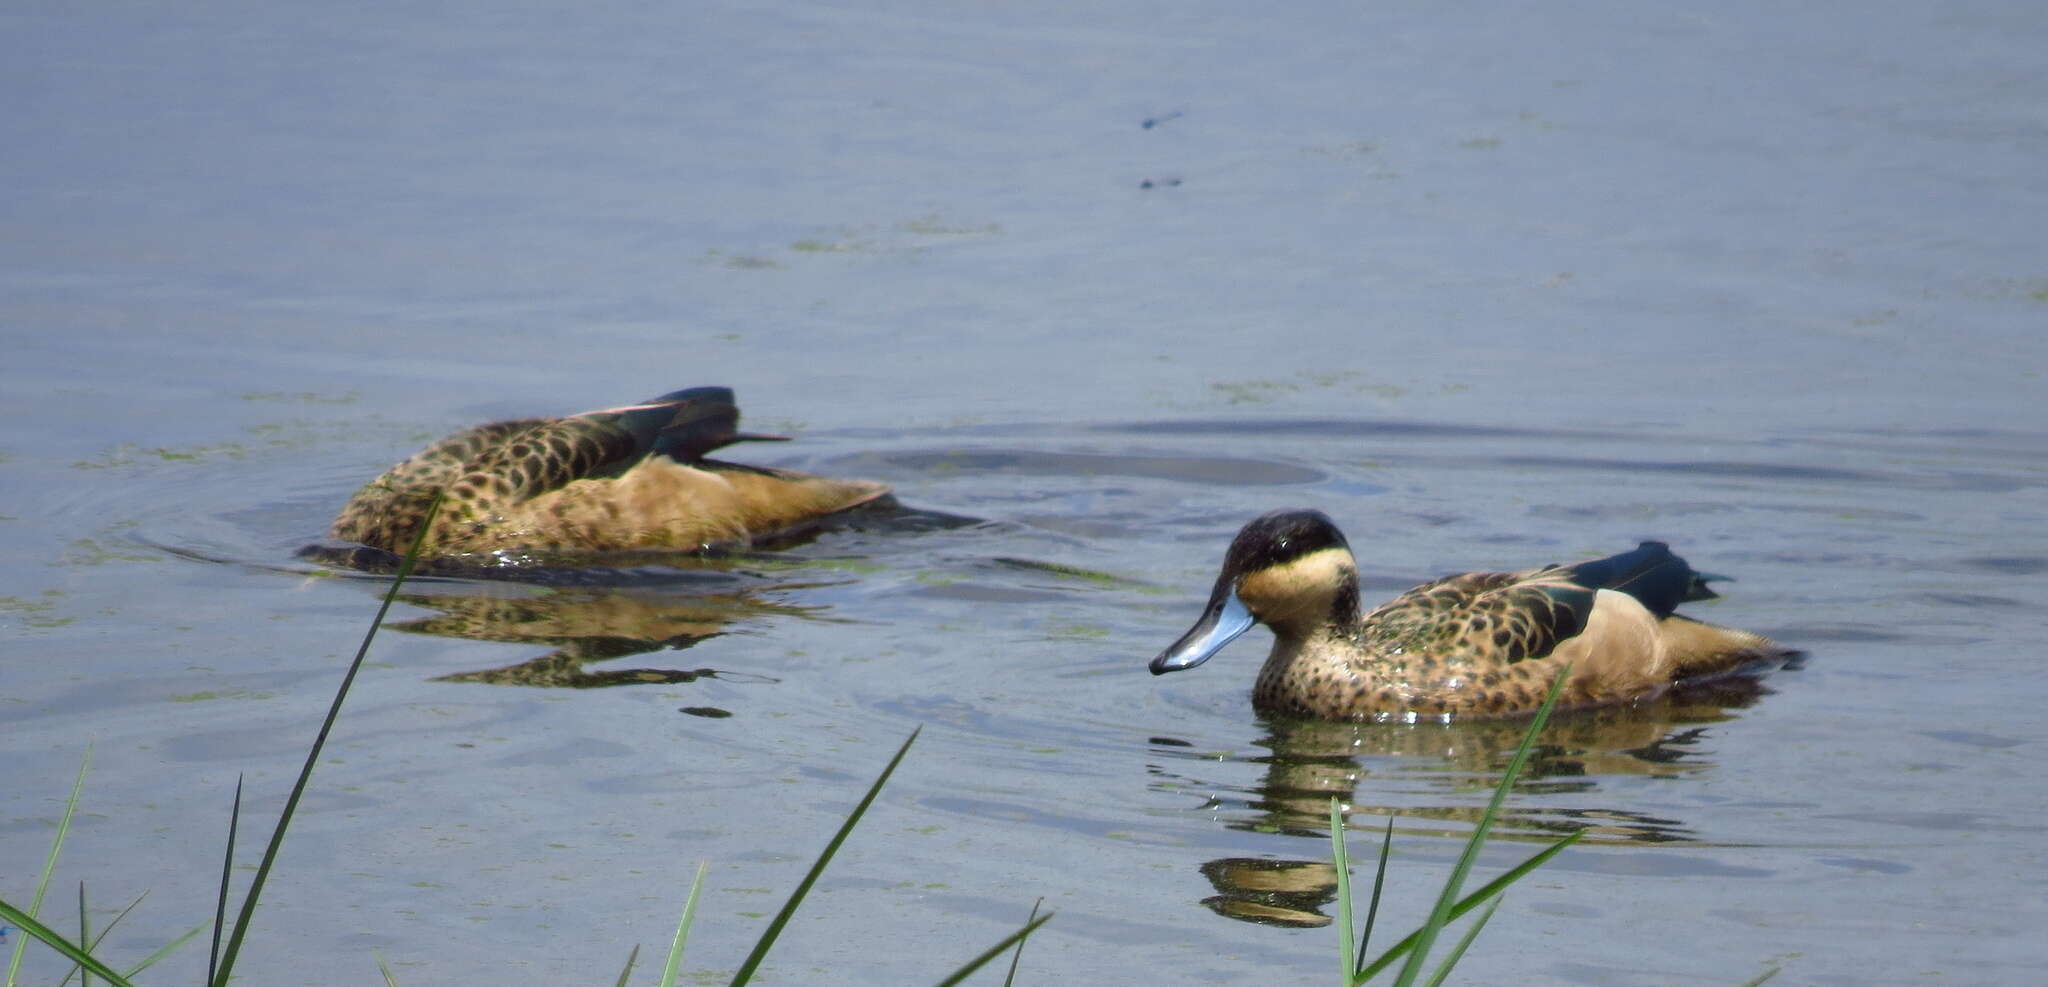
1151, 509, 1361, 674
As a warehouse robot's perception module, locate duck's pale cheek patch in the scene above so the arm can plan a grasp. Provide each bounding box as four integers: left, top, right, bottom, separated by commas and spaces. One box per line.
1235, 548, 1356, 628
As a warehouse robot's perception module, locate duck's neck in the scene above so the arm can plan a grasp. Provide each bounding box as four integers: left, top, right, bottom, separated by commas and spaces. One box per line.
1252, 611, 1371, 719
1244, 555, 1376, 718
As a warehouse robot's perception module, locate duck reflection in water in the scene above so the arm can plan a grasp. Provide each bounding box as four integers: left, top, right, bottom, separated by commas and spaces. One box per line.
321, 493, 981, 695
328, 502, 977, 696
1153, 676, 1785, 928
386, 576, 826, 691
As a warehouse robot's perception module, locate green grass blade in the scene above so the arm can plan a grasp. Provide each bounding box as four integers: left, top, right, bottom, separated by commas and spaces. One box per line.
70, 890, 179, 987
1001, 898, 1043, 987
209, 776, 242, 987
1329, 798, 1355, 980
1356, 815, 1395, 974
615, 944, 639, 987
81, 889, 145, 958
116, 921, 203, 981
656, 861, 708, 987
931, 913, 1055, 987
1386, 667, 1571, 987
1738, 967, 1782, 986
1420, 898, 1500, 987
1353, 830, 1581, 983
74, 882, 88, 987
212, 496, 439, 986
374, 949, 399, 986
0, 904, 131, 987
8, 743, 90, 987
1449, 831, 1580, 914
728, 726, 921, 987
0, 899, 191, 986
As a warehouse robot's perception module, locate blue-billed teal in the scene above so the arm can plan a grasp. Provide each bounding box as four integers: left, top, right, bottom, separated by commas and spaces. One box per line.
1150, 509, 1793, 720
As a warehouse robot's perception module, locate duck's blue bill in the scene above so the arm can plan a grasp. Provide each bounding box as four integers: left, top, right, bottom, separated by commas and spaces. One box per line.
1149, 587, 1255, 674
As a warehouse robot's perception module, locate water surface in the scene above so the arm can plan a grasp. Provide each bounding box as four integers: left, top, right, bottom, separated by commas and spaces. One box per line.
4, 2, 2045, 984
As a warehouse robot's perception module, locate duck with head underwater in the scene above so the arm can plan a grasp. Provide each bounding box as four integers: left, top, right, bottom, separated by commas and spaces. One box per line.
1149, 509, 1796, 720
327, 386, 890, 558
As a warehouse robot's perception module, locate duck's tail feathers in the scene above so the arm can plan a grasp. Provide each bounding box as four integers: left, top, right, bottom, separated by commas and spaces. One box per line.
1658, 615, 1799, 679
592, 387, 791, 462
1684, 569, 1731, 603
1564, 541, 1711, 617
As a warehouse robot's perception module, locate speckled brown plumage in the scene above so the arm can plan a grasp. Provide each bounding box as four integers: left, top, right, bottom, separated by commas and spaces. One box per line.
1151, 509, 1794, 720
328, 387, 889, 558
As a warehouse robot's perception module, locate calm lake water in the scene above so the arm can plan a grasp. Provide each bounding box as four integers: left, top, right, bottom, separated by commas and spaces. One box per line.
4, 2, 2045, 984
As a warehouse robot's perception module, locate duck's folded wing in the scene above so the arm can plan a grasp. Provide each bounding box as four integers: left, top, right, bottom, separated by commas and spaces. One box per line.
450, 415, 650, 505
331, 418, 548, 545
1368, 571, 1597, 665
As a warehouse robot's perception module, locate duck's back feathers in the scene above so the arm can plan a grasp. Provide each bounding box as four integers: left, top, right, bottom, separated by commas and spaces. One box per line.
1366, 541, 1746, 674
